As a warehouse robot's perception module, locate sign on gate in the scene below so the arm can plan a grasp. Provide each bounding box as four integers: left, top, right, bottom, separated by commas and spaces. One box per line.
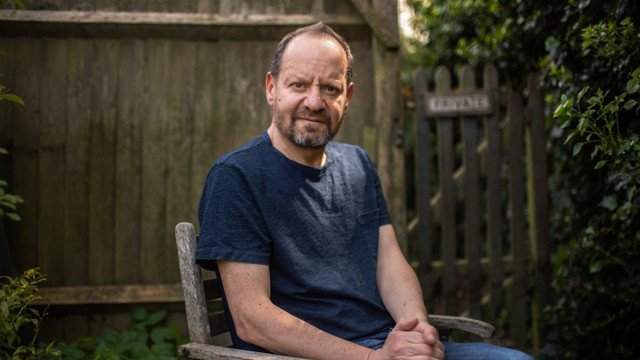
424, 91, 492, 117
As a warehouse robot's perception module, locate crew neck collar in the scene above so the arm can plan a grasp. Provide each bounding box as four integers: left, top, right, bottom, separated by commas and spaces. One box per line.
261, 131, 332, 177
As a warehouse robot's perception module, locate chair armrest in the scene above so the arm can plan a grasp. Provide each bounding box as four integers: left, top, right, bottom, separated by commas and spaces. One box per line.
428, 315, 495, 338
179, 343, 308, 360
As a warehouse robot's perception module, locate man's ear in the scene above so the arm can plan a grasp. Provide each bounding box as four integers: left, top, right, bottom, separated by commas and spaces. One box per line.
344, 82, 355, 110
266, 72, 275, 106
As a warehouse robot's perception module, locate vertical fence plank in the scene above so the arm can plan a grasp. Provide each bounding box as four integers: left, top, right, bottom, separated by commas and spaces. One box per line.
197, 0, 219, 13
459, 65, 481, 319
141, 39, 169, 284
434, 66, 457, 315
38, 38, 67, 287
88, 39, 119, 336
412, 68, 434, 304
114, 39, 144, 286
526, 74, 551, 353
191, 40, 218, 227
165, 40, 196, 283
11, 38, 41, 272
483, 64, 503, 324
88, 39, 118, 288
508, 92, 527, 348
37, 38, 67, 341
64, 38, 92, 340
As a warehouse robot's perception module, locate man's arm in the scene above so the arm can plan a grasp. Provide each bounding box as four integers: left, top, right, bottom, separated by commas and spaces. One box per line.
376, 224, 428, 322
217, 260, 373, 360
373, 224, 444, 360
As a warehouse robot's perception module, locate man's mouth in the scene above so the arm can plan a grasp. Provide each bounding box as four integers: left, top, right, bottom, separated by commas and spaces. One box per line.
298, 117, 325, 123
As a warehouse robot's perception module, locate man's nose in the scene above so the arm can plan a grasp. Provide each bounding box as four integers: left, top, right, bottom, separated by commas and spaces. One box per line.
302, 86, 324, 111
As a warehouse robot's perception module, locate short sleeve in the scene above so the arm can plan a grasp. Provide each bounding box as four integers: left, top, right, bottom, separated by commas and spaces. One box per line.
196, 163, 271, 270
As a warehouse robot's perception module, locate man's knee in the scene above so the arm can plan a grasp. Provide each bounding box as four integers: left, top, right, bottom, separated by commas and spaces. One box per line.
443, 341, 534, 360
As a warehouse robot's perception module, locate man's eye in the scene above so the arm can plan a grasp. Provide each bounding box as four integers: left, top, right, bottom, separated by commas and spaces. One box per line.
292, 82, 305, 89
324, 86, 339, 94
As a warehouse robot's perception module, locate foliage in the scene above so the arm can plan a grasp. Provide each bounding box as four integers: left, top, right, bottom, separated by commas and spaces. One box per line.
0, 268, 61, 360
404, 0, 545, 87
542, 17, 640, 358
0, 151, 24, 221
55, 307, 187, 360
0, 0, 24, 9
403, 1, 640, 358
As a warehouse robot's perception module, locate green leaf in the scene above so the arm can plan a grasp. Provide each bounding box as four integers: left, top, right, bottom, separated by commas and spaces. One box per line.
150, 327, 173, 344
6, 213, 21, 222
545, 36, 560, 51
577, 86, 589, 101
132, 306, 147, 321
627, 79, 640, 94
599, 196, 617, 210
0, 148, 8, 154
146, 310, 167, 327
623, 99, 637, 110
589, 261, 603, 273
594, 160, 606, 169
573, 142, 584, 156
0, 93, 25, 106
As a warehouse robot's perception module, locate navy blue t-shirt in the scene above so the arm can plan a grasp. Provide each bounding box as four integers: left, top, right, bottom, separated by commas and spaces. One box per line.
196, 131, 395, 351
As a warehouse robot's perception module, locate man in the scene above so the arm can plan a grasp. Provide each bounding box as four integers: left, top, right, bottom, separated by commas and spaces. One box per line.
196, 22, 533, 360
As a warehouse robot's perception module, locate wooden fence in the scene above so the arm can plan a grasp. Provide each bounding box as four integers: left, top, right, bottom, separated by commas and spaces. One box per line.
0, 0, 404, 342
410, 64, 551, 351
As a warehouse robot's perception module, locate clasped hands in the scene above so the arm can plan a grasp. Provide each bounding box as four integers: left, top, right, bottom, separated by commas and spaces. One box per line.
369, 318, 445, 360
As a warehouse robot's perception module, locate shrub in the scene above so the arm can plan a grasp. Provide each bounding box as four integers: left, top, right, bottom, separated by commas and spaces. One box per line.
0, 268, 61, 359
542, 18, 640, 358
55, 307, 187, 360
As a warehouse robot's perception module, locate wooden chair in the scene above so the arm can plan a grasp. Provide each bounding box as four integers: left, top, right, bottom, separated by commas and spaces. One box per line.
175, 222, 494, 360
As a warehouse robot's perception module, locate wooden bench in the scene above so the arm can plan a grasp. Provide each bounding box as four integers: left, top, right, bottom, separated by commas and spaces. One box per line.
175, 222, 494, 359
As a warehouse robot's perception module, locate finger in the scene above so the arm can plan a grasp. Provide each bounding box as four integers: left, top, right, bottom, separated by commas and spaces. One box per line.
422, 330, 439, 346
401, 331, 432, 344
433, 340, 444, 352
430, 345, 445, 360
412, 320, 438, 336
395, 317, 420, 331
414, 323, 438, 345
390, 340, 440, 357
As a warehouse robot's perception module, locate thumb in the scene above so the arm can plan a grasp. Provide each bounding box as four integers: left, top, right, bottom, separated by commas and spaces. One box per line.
394, 317, 419, 331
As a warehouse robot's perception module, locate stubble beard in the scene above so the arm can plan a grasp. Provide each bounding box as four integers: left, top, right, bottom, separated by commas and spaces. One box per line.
272, 106, 343, 149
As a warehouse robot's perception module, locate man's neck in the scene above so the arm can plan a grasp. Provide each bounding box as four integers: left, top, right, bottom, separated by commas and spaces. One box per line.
267, 125, 327, 168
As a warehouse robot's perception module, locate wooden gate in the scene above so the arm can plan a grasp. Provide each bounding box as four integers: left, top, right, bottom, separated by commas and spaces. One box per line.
411, 64, 551, 351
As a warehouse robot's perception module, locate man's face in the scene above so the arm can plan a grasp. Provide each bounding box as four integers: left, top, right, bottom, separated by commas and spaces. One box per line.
266, 34, 354, 149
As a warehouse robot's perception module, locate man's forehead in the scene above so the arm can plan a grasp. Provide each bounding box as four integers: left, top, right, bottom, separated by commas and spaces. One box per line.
280, 33, 348, 72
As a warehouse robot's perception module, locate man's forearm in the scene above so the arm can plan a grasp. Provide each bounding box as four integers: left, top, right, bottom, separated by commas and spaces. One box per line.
218, 260, 373, 360
378, 257, 428, 322
376, 225, 429, 322
234, 299, 372, 360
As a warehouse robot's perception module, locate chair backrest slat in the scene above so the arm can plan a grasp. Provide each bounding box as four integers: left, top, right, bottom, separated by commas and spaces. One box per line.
203, 278, 223, 300
175, 222, 214, 344
209, 311, 229, 336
